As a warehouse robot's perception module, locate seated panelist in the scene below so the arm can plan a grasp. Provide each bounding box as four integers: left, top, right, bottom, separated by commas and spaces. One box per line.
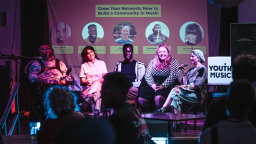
137, 44, 180, 112
114, 44, 145, 100
27, 44, 70, 88
26, 44, 71, 120
80, 46, 108, 118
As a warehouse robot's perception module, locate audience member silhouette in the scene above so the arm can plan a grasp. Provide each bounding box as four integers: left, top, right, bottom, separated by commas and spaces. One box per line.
202, 54, 256, 131
200, 79, 256, 144
56, 118, 115, 144
37, 86, 84, 144
101, 72, 150, 144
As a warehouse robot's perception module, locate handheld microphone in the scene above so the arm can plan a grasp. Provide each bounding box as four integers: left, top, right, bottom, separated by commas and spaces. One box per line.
178, 63, 188, 69
66, 68, 72, 75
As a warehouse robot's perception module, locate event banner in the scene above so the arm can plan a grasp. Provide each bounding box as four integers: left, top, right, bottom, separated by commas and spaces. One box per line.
48, 0, 209, 90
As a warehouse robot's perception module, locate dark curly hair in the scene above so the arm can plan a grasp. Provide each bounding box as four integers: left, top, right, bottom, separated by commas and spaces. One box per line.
45, 86, 77, 117
227, 79, 255, 113
81, 46, 99, 63
232, 54, 256, 83
104, 72, 131, 98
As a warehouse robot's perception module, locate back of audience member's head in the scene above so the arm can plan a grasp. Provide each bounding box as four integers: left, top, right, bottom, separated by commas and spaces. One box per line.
56, 118, 115, 144
232, 54, 256, 83
103, 72, 131, 100
226, 79, 255, 119
44, 86, 80, 119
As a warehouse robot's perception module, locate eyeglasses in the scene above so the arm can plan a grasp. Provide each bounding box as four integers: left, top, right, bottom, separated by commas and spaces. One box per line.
40, 47, 51, 50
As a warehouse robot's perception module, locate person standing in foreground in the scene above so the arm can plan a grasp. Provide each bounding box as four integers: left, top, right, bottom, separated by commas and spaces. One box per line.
101, 72, 150, 144
199, 79, 256, 144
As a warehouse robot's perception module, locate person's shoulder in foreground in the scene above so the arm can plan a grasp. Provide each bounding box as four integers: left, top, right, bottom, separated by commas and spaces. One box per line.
102, 72, 150, 144
56, 117, 115, 144
108, 103, 149, 144
200, 120, 256, 144
200, 79, 256, 144
202, 94, 227, 131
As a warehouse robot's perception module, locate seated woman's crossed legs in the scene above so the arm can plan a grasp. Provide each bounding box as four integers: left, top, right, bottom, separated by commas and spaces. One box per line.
80, 81, 102, 117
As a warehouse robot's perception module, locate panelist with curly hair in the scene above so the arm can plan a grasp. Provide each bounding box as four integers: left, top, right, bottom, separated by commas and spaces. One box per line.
79, 46, 108, 118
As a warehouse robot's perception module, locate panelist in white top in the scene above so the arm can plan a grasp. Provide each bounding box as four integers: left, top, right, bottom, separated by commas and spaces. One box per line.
80, 46, 108, 117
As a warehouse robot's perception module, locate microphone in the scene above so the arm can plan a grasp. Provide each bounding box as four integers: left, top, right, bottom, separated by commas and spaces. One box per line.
66, 68, 72, 75
178, 63, 188, 69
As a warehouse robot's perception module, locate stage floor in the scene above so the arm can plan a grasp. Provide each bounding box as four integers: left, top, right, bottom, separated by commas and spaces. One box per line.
2, 112, 204, 144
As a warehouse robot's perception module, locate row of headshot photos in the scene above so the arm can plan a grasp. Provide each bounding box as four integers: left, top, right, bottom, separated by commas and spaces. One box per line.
50, 21, 204, 46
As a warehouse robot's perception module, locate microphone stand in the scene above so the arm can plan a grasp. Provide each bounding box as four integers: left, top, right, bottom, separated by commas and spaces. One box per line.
0, 53, 42, 134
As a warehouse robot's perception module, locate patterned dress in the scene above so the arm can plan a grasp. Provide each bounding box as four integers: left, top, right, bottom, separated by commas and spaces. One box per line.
138, 59, 180, 99
28, 56, 68, 84
169, 65, 208, 111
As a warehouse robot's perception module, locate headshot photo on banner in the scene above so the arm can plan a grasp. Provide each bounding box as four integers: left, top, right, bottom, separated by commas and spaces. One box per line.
47, 0, 209, 90
82, 22, 104, 45
145, 21, 169, 45
50, 22, 71, 44
113, 21, 137, 45
179, 21, 204, 46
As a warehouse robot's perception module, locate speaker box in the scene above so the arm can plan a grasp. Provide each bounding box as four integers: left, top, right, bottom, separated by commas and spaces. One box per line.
230, 23, 256, 63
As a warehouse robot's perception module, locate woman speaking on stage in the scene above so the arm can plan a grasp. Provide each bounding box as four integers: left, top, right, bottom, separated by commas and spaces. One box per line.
79, 46, 108, 118
137, 44, 180, 112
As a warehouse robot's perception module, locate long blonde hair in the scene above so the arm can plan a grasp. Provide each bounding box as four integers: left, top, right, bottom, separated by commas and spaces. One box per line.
153, 44, 172, 71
